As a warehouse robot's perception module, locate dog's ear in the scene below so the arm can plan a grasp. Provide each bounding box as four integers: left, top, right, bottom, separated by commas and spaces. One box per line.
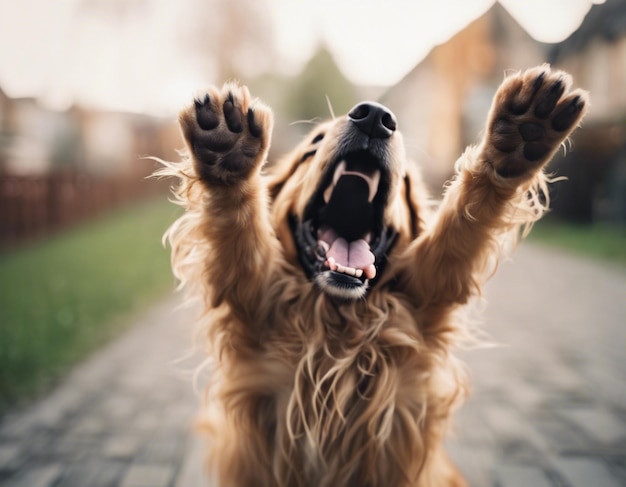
267, 126, 326, 201
265, 152, 308, 264
402, 163, 428, 241
267, 154, 303, 201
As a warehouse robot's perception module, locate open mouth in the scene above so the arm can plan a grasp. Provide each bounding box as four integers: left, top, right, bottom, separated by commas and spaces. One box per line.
290, 149, 397, 299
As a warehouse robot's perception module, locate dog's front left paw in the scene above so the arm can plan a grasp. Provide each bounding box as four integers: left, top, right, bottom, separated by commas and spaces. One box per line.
484, 65, 588, 180
178, 82, 273, 185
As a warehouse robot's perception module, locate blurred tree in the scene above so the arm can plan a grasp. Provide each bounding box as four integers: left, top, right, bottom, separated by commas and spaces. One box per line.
76, 0, 277, 84
285, 46, 358, 124
178, 0, 277, 81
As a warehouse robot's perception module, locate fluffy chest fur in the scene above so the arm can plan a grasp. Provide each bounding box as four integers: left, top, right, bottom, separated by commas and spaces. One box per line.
208, 287, 466, 485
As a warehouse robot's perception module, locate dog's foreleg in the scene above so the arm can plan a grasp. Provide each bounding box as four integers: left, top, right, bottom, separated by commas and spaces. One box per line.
404, 65, 587, 305
177, 82, 282, 321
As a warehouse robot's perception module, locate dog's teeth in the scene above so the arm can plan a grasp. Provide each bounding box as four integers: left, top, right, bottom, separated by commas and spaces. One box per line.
329, 263, 360, 277
333, 160, 347, 186
368, 170, 381, 202
323, 185, 333, 203
324, 160, 347, 203
364, 264, 376, 280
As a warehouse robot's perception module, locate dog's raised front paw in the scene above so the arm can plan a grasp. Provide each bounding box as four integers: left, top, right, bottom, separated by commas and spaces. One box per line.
178, 82, 273, 185
484, 65, 588, 179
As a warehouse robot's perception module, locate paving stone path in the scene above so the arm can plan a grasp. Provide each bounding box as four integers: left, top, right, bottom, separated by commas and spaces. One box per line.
0, 299, 205, 487
0, 243, 625, 487
450, 244, 626, 487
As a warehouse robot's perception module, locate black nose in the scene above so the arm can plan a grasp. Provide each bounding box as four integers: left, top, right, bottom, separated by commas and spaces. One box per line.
348, 102, 397, 139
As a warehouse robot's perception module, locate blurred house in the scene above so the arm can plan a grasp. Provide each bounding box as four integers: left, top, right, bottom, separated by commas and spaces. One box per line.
380, 0, 626, 226
0, 90, 180, 244
0, 91, 179, 177
550, 0, 626, 126
73, 108, 179, 177
380, 3, 546, 191
0, 88, 10, 171
547, 0, 626, 224
0, 96, 77, 175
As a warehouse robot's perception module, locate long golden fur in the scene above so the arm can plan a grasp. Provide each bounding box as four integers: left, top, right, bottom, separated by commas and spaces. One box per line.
157, 66, 587, 486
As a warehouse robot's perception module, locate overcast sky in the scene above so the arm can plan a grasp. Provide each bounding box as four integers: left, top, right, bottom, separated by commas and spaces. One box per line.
0, 0, 604, 115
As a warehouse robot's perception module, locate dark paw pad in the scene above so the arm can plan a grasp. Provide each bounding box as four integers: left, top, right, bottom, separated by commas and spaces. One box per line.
223, 93, 244, 133
179, 84, 271, 185
519, 122, 545, 142
487, 66, 587, 179
195, 95, 219, 130
492, 119, 520, 153
534, 79, 565, 119
551, 96, 585, 132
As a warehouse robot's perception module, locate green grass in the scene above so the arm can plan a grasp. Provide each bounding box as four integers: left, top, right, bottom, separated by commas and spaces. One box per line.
529, 220, 626, 266
0, 197, 179, 409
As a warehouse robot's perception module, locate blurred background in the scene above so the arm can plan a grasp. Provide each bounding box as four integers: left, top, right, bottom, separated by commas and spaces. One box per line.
0, 0, 624, 419
0, 1, 625, 486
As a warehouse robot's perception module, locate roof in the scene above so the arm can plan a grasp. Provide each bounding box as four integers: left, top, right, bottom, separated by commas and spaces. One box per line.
549, 0, 626, 62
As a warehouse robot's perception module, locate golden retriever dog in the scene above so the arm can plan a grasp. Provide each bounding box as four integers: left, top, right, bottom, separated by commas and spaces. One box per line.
158, 65, 587, 486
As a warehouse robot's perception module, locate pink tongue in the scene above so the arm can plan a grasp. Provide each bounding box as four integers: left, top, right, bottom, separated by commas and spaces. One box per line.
327, 238, 375, 269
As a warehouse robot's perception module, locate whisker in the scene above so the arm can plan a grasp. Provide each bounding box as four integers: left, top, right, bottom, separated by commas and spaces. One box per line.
325, 95, 336, 120
289, 118, 322, 126
401, 139, 435, 161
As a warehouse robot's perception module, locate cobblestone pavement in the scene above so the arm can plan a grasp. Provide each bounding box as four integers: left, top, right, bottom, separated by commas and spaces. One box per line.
0, 243, 624, 487
0, 298, 206, 487
450, 244, 626, 487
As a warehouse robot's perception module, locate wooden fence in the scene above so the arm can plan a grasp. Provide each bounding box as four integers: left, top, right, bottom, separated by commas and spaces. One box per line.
0, 169, 169, 246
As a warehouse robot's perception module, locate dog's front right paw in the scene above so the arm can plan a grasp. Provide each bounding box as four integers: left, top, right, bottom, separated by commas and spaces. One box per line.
178, 82, 273, 185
